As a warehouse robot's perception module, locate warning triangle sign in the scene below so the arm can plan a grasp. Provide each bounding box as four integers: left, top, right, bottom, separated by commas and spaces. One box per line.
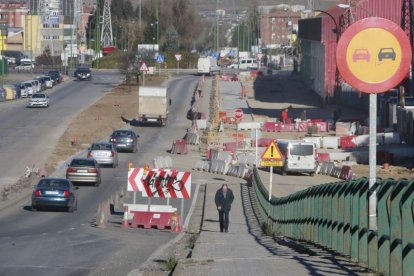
261, 141, 283, 161
139, 62, 149, 72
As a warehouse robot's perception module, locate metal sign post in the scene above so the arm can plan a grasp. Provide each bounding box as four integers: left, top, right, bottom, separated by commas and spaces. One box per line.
259, 141, 284, 225
368, 93, 377, 229
234, 108, 243, 158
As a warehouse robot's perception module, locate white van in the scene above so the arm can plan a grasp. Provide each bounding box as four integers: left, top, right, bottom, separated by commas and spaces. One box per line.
276, 140, 317, 176
197, 57, 221, 75
227, 58, 258, 70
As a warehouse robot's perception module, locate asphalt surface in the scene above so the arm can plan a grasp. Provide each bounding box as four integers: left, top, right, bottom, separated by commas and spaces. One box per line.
0, 71, 123, 186
0, 74, 201, 275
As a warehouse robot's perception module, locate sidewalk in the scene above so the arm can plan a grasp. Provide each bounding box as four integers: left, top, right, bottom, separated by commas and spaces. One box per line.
174, 177, 369, 276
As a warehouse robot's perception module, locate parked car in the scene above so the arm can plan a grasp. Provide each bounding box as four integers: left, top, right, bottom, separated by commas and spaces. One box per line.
29, 79, 41, 93
42, 75, 53, 88
19, 83, 29, 97
227, 58, 258, 70
27, 93, 49, 108
31, 178, 78, 212
35, 76, 47, 91
66, 158, 101, 186
87, 142, 118, 167
74, 67, 92, 80
109, 129, 139, 153
15, 61, 34, 71
22, 81, 35, 97
47, 70, 62, 84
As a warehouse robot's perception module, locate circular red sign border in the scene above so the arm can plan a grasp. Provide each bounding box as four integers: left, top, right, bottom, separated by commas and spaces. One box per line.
234, 108, 244, 119
336, 17, 412, 94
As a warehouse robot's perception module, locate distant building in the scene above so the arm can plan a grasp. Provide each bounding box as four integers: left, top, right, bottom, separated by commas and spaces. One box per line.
259, 5, 304, 49
0, 3, 29, 28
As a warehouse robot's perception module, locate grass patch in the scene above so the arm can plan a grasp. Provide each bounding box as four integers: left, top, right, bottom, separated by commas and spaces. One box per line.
261, 222, 273, 236
164, 256, 178, 272
187, 234, 198, 250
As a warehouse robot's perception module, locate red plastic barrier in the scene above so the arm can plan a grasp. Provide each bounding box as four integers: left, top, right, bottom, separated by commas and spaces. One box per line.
339, 166, 352, 180
310, 119, 323, 123
279, 124, 295, 132
298, 122, 308, 132
131, 211, 173, 229
316, 122, 328, 132
316, 153, 330, 163
172, 139, 188, 154
340, 136, 357, 149
224, 142, 244, 153
262, 122, 276, 132
251, 138, 274, 147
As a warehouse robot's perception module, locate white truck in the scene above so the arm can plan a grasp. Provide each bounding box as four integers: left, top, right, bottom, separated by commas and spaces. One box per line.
197, 57, 221, 76
138, 86, 169, 126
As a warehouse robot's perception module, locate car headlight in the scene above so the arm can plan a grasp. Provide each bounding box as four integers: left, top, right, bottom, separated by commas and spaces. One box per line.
86, 73, 90, 76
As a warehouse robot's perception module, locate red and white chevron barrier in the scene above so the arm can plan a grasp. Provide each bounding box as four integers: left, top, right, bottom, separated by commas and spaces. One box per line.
128, 168, 191, 199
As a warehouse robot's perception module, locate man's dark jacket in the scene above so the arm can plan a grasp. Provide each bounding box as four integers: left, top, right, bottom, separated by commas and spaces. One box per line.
215, 188, 234, 212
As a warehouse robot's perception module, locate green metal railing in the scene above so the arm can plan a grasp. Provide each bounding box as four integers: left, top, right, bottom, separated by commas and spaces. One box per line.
252, 168, 414, 275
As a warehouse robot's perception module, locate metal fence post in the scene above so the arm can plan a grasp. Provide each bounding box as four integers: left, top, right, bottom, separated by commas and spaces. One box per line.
401, 180, 414, 276
358, 179, 369, 266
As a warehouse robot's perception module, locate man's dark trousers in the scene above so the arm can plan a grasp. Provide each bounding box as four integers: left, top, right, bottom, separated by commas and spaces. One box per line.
219, 209, 230, 232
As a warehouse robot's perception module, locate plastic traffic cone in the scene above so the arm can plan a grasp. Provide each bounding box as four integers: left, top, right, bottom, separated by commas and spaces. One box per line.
171, 212, 182, 233
121, 205, 129, 228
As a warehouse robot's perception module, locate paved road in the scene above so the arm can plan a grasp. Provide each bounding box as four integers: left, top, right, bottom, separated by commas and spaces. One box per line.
0, 71, 123, 186
0, 74, 201, 275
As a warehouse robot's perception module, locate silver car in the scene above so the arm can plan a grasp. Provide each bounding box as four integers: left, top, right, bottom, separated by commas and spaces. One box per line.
66, 158, 101, 186
87, 142, 118, 167
109, 129, 138, 153
27, 93, 49, 108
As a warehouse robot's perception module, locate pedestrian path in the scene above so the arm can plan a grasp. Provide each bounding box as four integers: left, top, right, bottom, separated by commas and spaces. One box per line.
174, 177, 370, 276
220, 80, 253, 121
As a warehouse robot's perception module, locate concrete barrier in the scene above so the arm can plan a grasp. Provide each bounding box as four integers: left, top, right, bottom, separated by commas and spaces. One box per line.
186, 132, 200, 145
194, 160, 211, 171
210, 160, 229, 174
237, 122, 261, 130
236, 153, 256, 165
322, 137, 339, 149
303, 137, 322, 148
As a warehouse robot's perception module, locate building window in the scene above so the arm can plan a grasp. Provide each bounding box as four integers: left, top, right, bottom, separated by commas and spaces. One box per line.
271, 17, 275, 23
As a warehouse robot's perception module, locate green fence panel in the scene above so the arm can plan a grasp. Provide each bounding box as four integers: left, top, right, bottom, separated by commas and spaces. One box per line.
250, 168, 414, 276
401, 180, 414, 276
351, 178, 367, 261
331, 183, 341, 252
344, 180, 356, 256
368, 179, 382, 272
358, 178, 369, 266
390, 180, 408, 276
377, 179, 396, 275
337, 183, 349, 255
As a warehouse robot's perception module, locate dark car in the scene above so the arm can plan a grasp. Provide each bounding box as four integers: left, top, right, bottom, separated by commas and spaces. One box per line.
109, 129, 139, 153
378, 48, 396, 61
75, 67, 92, 81
47, 70, 62, 85
31, 178, 78, 212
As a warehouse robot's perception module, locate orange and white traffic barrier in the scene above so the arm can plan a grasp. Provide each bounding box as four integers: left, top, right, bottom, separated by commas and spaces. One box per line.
96, 202, 107, 228
122, 205, 129, 228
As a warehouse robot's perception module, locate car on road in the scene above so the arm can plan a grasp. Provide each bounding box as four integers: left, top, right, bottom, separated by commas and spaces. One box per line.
22, 81, 35, 97
352, 49, 370, 62
378, 48, 396, 61
15, 61, 34, 71
41, 75, 54, 88
31, 178, 78, 212
27, 93, 49, 108
109, 129, 138, 153
74, 67, 92, 81
87, 142, 118, 167
47, 70, 62, 85
66, 158, 101, 186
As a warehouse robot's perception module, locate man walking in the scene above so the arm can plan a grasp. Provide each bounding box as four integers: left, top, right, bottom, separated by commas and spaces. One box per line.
214, 184, 234, 233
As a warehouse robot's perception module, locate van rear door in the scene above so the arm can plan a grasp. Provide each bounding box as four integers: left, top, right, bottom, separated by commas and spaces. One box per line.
288, 143, 315, 171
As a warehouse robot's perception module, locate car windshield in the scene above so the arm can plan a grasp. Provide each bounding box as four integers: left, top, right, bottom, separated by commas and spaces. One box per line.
49, 71, 59, 75
91, 143, 112, 151
78, 68, 90, 73
70, 159, 95, 167
113, 131, 133, 137
38, 179, 69, 188
31, 94, 46, 98
24, 82, 32, 87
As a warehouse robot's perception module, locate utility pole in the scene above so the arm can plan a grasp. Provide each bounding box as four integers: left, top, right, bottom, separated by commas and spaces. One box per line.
95, 0, 100, 69
216, 0, 219, 52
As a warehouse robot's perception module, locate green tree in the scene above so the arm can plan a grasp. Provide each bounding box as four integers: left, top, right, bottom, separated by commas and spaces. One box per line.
164, 25, 179, 52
